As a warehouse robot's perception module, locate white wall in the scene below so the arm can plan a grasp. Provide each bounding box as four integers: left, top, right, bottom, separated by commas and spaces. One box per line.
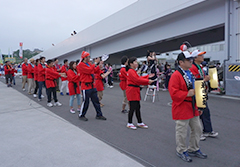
90, 0, 225, 58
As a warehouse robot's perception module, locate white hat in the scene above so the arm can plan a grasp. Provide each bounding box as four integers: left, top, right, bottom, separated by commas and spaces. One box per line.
177, 51, 193, 61
183, 51, 192, 59
191, 50, 206, 57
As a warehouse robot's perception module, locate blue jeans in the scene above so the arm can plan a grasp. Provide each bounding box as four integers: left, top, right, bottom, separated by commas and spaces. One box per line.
200, 102, 213, 133
12, 76, 15, 84
38, 81, 47, 99
69, 94, 81, 107
79, 88, 102, 117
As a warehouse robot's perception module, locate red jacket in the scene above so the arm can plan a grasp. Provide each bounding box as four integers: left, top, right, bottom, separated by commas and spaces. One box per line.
119, 67, 127, 90
168, 70, 199, 120
22, 63, 28, 76
34, 65, 38, 81
67, 69, 81, 95
38, 63, 46, 82
11, 68, 17, 76
45, 67, 60, 88
27, 64, 35, 79
94, 70, 104, 91
4, 65, 12, 75
126, 68, 149, 101
77, 62, 100, 90
189, 63, 205, 79
60, 65, 68, 81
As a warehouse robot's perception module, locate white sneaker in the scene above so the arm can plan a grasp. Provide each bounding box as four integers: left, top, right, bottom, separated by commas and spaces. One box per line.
109, 86, 114, 88
22, 89, 26, 91
70, 109, 75, 114
54, 102, 62, 106
200, 134, 206, 141
47, 103, 53, 107
162, 88, 167, 91
137, 123, 148, 129
33, 94, 37, 98
127, 123, 137, 130
203, 131, 218, 138
41, 95, 44, 98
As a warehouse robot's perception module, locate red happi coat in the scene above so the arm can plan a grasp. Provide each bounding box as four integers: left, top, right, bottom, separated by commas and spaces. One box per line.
77, 62, 100, 90
34, 65, 38, 81
67, 69, 81, 95
4, 65, 12, 75
38, 63, 46, 82
60, 65, 68, 81
189, 63, 205, 79
22, 63, 28, 76
126, 68, 149, 101
168, 70, 199, 120
11, 68, 17, 76
27, 64, 34, 79
94, 70, 104, 91
119, 67, 127, 90
45, 67, 60, 88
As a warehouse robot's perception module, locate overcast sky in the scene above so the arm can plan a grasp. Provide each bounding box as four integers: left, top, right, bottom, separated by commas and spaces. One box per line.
0, 0, 137, 54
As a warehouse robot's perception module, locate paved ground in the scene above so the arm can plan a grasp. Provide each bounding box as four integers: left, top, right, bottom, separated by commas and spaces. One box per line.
0, 80, 144, 167
1, 77, 240, 167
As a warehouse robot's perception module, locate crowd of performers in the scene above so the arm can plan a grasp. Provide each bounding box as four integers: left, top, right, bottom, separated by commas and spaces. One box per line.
1, 44, 219, 163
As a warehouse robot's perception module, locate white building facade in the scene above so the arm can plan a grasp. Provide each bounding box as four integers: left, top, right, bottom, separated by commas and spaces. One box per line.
33, 0, 240, 96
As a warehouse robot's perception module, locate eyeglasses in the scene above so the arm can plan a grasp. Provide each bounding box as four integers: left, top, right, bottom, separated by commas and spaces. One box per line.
185, 58, 193, 62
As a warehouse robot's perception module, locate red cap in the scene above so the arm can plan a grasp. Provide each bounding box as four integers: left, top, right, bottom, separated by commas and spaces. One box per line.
81, 51, 90, 59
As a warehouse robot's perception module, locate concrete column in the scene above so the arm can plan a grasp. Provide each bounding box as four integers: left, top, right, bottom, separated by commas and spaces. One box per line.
238, 0, 240, 62
224, 0, 240, 96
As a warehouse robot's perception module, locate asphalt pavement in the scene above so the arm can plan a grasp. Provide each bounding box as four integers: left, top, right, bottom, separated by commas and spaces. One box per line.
1, 77, 240, 167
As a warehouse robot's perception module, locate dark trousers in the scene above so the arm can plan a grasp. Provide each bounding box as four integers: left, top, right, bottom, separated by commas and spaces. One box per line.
79, 88, 103, 117
47, 87, 58, 103
108, 76, 113, 86
34, 80, 39, 94
200, 102, 213, 133
149, 74, 157, 86
5, 74, 12, 84
56, 78, 60, 91
38, 81, 47, 99
165, 76, 171, 89
128, 101, 142, 123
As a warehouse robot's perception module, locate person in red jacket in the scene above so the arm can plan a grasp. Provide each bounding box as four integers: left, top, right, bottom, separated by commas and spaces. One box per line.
4, 61, 13, 87
22, 58, 28, 91
54, 58, 61, 91
60, 59, 69, 96
27, 58, 35, 94
94, 57, 111, 107
33, 59, 40, 98
38, 57, 47, 101
67, 61, 81, 113
10, 64, 17, 85
45, 59, 65, 107
168, 51, 207, 162
119, 56, 129, 113
190, 50, 218, 139
77, 51, 106, 121
125, 57, 154, 130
